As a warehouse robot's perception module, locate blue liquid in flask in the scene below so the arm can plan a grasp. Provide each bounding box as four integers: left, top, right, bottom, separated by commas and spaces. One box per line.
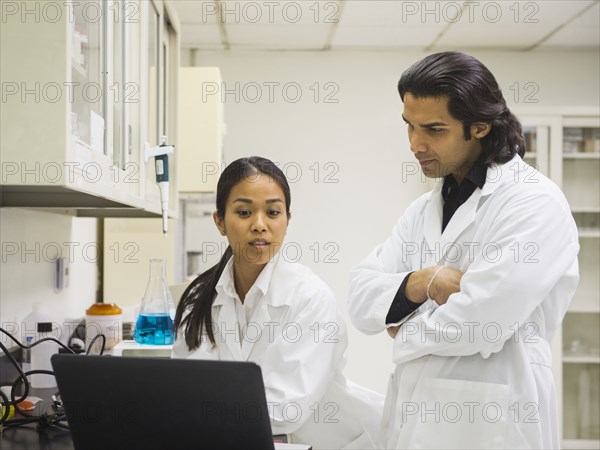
134, 313, 173, 345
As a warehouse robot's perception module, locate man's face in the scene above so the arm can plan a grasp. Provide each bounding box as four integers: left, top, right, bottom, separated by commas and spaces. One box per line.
402, 93, 490, 182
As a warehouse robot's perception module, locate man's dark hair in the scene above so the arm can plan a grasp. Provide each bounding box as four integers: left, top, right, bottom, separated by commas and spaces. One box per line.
398, 51, 525, 164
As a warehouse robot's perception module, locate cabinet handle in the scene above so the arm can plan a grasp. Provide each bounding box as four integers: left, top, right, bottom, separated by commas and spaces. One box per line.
128, 125, 132, 155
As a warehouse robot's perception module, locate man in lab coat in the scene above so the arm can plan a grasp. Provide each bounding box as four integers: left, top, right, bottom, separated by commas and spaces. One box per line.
348, 52, 579, 449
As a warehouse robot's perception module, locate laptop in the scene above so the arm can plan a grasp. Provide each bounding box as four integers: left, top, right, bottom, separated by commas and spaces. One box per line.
51, 354, 276, 450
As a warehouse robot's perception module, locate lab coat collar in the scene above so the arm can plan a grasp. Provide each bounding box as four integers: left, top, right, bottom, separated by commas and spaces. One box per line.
422, 154, 523, 261
423, 181, 444, 254
480, 153, 524, 197
212, 252, 283, 361
425, 153, 523, 203
213, 252, 279, 305
423, 181, 478, 264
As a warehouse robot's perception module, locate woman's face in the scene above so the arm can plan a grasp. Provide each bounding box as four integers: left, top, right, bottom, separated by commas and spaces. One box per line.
214, 173, 289, 268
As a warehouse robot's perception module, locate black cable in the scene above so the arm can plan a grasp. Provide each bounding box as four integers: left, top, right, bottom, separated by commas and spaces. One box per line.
0, 388, 11, 424
85, 333, 106, 355
0, 326, 106, 430
0, 327, 75, 409
0, 339, 31, 407
0, 326, 75, 354
0, 362, 69, 430
10, 369, 57, 417
50, 421, 70, 430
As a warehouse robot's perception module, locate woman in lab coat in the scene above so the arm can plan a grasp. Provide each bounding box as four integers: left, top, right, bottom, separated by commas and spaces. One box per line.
348, 52, 580, 449
172, 157, 382, 449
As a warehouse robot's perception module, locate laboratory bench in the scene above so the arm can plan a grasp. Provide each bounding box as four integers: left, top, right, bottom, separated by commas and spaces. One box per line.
0, 387, 73, 450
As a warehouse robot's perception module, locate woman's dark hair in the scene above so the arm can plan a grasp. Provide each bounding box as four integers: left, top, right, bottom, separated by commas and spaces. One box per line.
173, 156, 291, 350
398, 51, 525, 164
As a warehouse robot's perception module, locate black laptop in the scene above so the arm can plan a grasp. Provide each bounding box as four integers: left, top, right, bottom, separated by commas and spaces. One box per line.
51, 354, 276, 450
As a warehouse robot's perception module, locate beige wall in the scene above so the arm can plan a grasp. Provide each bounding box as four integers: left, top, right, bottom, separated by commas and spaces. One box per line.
0, 209, 98, 344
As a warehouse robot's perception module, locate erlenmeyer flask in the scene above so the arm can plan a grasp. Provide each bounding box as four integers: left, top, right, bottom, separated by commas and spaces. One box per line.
134, 259, 175, 345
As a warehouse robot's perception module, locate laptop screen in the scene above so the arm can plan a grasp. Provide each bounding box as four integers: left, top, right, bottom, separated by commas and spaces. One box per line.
51, 354, 276, 450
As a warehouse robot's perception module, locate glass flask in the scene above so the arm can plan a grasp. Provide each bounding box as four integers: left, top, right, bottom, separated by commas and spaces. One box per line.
134, 259, 175, 345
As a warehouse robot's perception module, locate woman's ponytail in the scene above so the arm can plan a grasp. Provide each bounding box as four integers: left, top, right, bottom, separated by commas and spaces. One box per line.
173, 246, 232, 349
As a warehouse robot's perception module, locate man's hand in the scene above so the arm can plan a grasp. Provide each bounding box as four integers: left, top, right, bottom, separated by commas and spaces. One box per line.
428, 266, 463, 305
387, 266, 464, 339
387, 326, 400, 339
405, 265, 464, 306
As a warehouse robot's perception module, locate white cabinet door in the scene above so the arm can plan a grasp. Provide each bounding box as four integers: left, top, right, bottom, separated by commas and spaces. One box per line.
177, 67, 225, 193
560, 115, 600, 447
516, 109, 600, 447
0, 0, 177, 217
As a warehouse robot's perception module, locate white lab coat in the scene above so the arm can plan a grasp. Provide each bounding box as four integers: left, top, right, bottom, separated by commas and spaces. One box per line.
172, 254, 384, 450
348, 155, 579, 449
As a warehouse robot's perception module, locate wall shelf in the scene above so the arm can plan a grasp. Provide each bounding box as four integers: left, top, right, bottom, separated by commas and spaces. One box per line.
564, 153, 600, 159
519, 111, 600, 447
563, 356, 600, 364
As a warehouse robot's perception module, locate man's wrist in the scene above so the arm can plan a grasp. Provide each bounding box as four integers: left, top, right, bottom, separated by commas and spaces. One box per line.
426, 265, 445, 301
405, 267, 435, 304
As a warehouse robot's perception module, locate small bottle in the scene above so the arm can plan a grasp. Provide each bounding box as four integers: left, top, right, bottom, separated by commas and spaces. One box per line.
22, 304, 58, 388
134, 259, 175, 345
85, 303, 123, 353
31, 322, 59, 388
21, 335, 33, 374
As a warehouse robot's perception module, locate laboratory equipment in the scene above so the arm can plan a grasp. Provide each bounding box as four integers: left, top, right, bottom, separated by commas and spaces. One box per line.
134, 259, 175, 345
22, 303, 58, 388
85, 303, 122, 351
144, 136, 174, 235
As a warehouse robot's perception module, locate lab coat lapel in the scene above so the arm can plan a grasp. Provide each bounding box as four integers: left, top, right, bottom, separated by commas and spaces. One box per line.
241, 301, 271, 361
435, 157, 514, 261
213, 302, 244, 361
423, 181, 443, 264
438, 188, 482, 256
243, 258, 290, 361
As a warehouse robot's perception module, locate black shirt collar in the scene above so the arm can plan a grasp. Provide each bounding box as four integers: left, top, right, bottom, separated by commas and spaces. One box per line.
443, 152, 488, 191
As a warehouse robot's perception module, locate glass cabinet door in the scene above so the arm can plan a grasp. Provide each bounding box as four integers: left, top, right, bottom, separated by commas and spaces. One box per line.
125, 0, 142, 179
112, 0, 124, 167
562, 121, 600, 213
71, 0, 106, 154
522, 124, 549, 176
147, 2, 159, 149
561, 117, 600, 449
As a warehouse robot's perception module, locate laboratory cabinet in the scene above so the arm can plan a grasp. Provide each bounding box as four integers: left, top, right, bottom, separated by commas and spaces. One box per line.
103, 0, 181, 306
178, 67, 226, 193
0, 0, 179, 217
517, 107, 600, 449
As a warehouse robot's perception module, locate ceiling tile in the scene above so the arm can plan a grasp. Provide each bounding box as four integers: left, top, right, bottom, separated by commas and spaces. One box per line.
226, 24, 331, 50
216, 0, 341, 26
339, 0, 452, 28
332, 26, 441, 47
332, 0, 446, 48
541, 1, 600, 47
436, 0, 596, 49
170, 0, 218, 24
169, 0, 599, 51
180, 23, 223, 48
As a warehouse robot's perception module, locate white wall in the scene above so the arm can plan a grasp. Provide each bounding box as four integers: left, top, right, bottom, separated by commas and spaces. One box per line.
1, 49, 596, 393
0, 209, 98, 346
180, 48, 600, 393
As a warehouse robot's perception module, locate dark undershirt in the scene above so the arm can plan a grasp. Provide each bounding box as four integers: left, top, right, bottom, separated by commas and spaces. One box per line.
385, 155, 488, 324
